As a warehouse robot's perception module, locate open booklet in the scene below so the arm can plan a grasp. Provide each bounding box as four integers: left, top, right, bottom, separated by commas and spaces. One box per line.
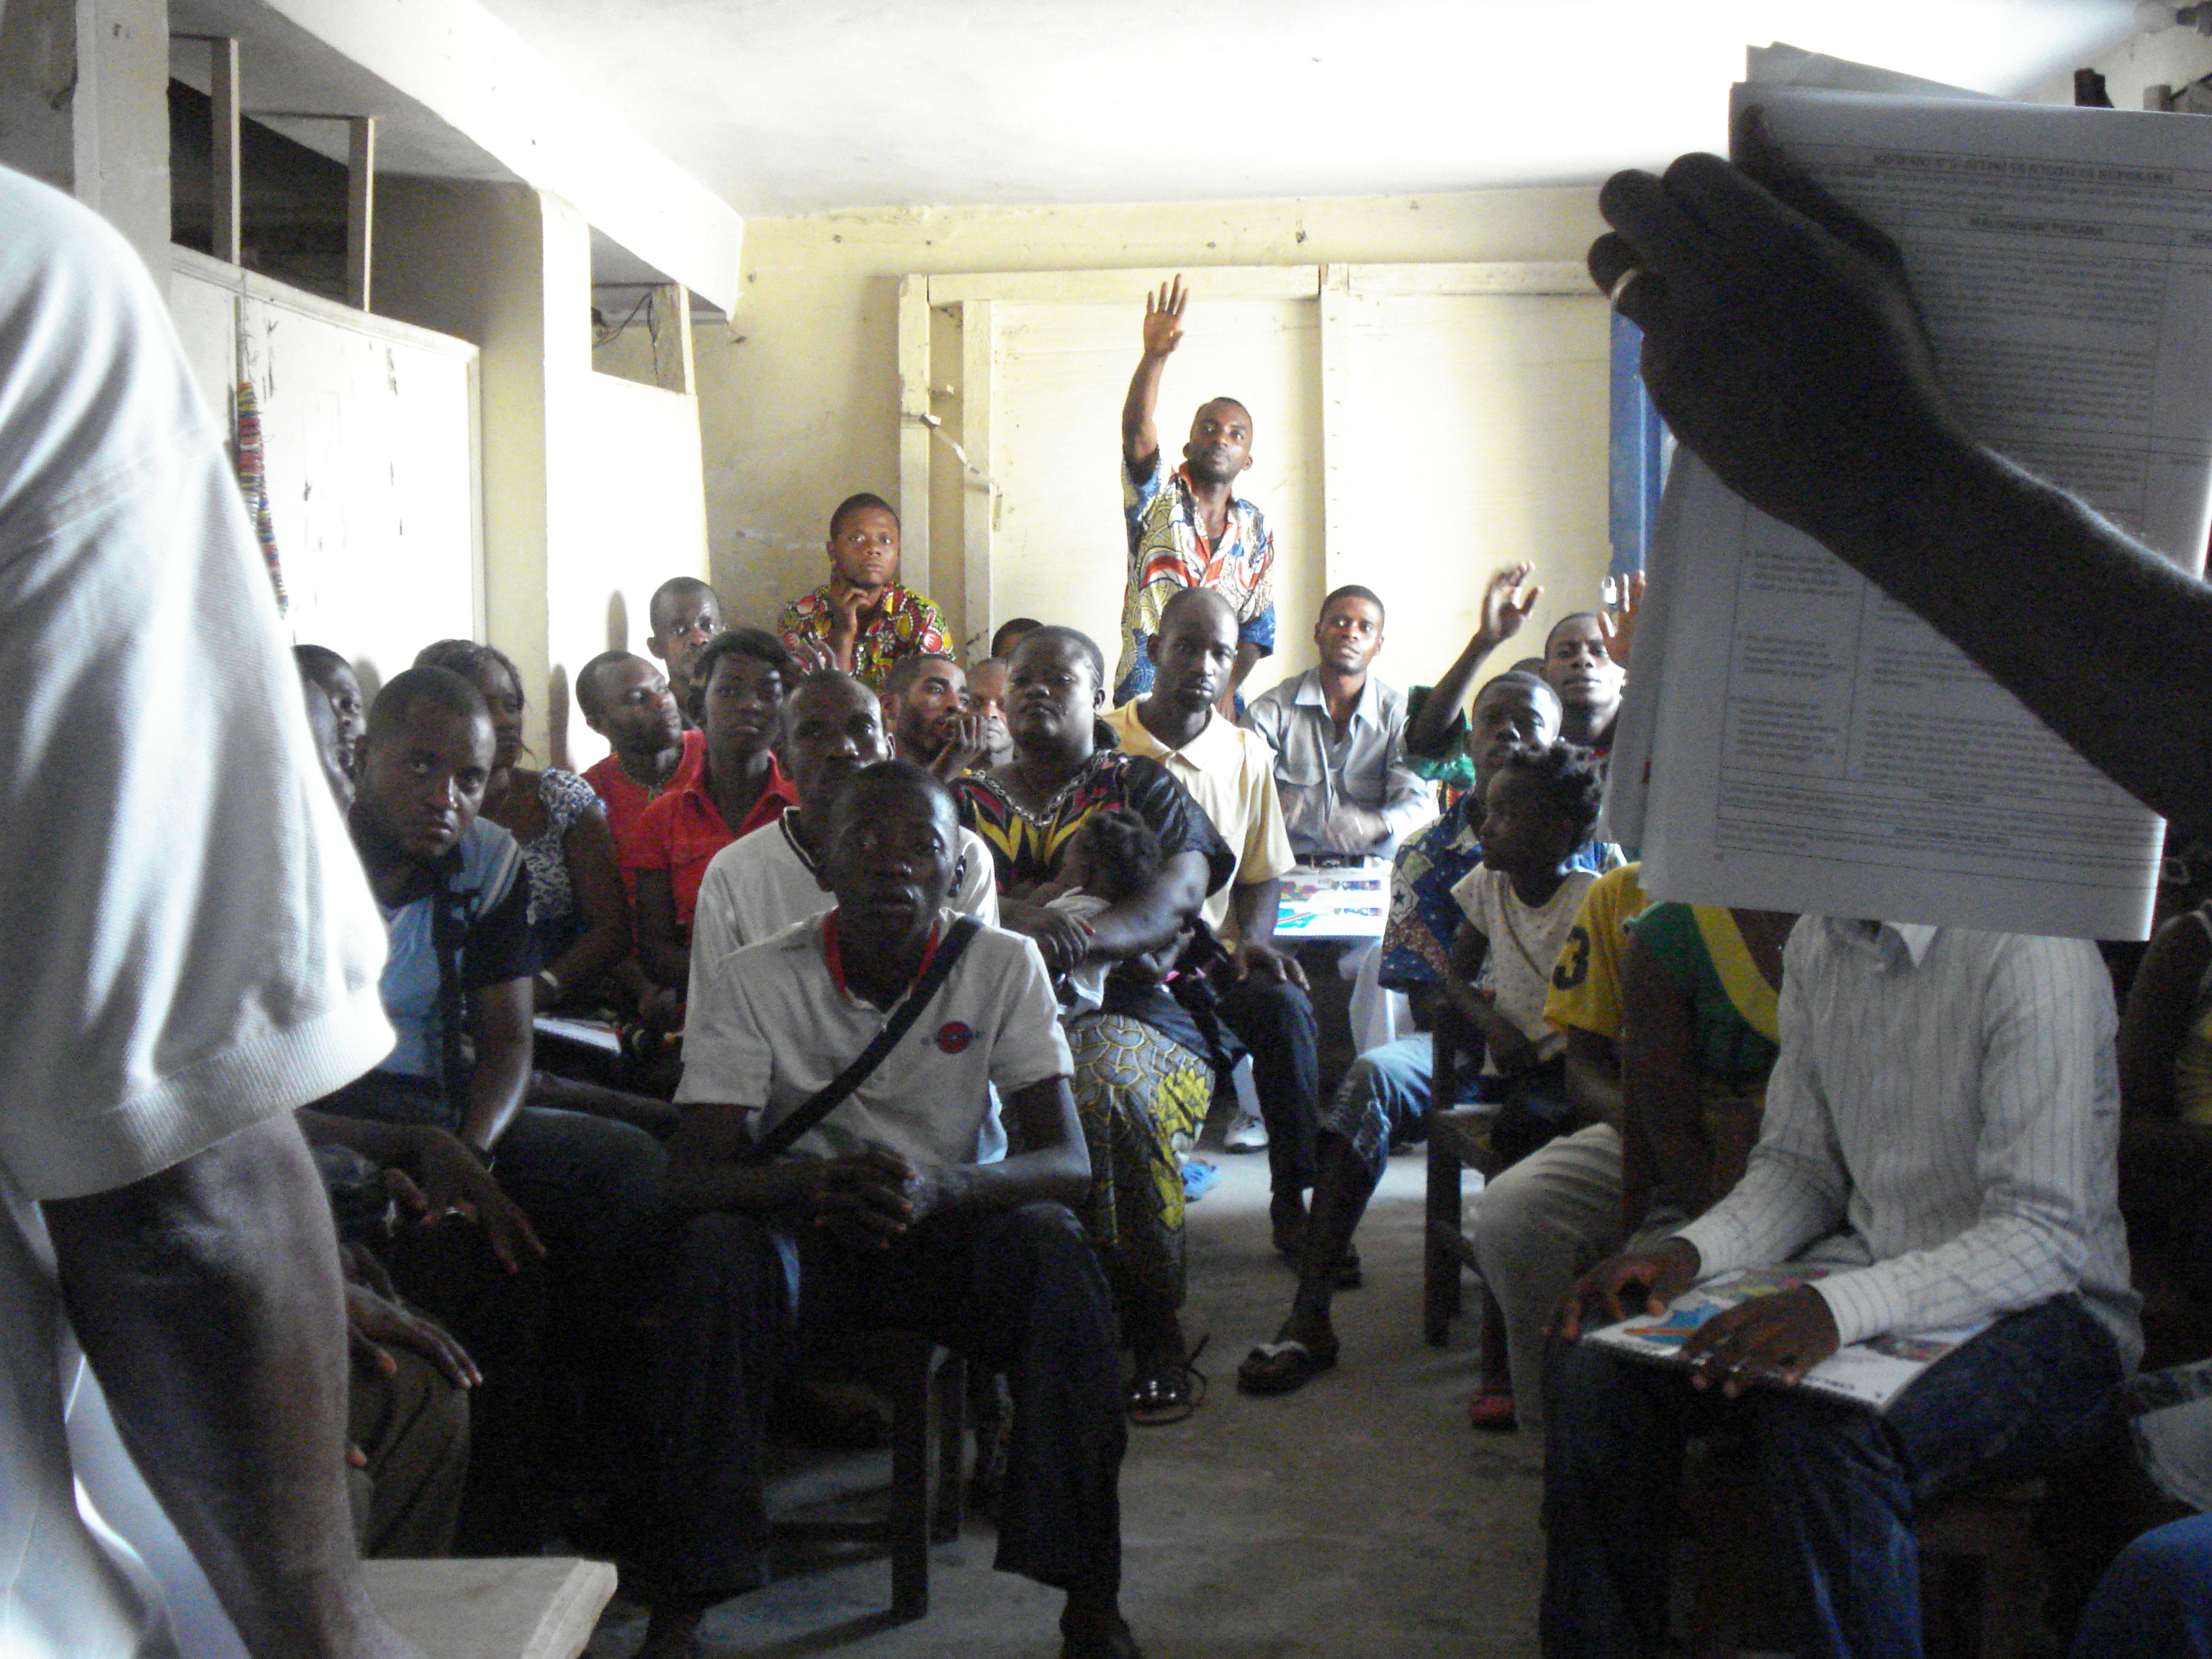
1607, 66, 2212, 940
1581, 1266, 1990, 1414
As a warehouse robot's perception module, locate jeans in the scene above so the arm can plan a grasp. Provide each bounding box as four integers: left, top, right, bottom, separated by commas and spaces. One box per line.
641, 1202, 1125, 1600
1541, 1293, 2123, 1659
2070, 1514, 2212, 1658
1216, 975, 1320, 1199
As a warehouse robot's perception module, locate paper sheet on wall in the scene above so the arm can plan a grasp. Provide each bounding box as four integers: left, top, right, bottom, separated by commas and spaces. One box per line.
1610, 82, 2212, 940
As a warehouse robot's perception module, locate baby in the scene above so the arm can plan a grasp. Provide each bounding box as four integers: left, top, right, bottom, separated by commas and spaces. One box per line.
1030, 807, 1164, 1013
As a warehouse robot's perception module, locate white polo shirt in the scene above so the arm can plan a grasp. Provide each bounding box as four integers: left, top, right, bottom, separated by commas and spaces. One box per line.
677, 910, 1071, 1169
689, 809, 999, 993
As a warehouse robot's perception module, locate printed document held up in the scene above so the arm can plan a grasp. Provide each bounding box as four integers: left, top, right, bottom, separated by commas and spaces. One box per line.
1611, 86, 2212, 940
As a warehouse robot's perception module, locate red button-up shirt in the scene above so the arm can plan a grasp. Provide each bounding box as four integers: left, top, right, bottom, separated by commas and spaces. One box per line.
626, 751, 796, 929
585, 731, 708, 905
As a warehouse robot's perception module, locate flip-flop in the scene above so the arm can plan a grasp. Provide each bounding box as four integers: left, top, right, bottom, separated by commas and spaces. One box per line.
1467, 1388, 1519, 1431
1235, 1337, 1340, 1395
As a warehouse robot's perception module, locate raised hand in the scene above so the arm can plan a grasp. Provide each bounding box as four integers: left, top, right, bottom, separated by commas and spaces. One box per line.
1478, 563, 1541, 647
1600, 569, 1645, 669
1141, 276, 1187, 359
1588, 109, 1964, 553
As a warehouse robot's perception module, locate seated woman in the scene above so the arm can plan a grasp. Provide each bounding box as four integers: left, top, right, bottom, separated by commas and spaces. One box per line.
414, 639, 629, 1010
954, 626, 1233, 1422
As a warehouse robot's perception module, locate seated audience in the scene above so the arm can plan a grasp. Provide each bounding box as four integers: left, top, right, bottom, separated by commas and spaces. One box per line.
297, 655, 476, 1558
1549, 920, 2139, 1657
304, 665, 667, 1548
645, 575, 723, 727
955, 626, 1232, 1422
1240, 585, 1430, 859
966, 655, 1017, 768
636, 762, 1138, 1659
1456, 860, 1645, 1429
883, 650, 987, 779
776, 493, 953, 689
415, 639, 628, 1007
295, 642, 368, 778
1238, 739, 1600, 1395
1105, 589, 1321, 1252
689, 670, 999, 974
1404, 565, 1635, 775
576, 649, 705, 894
630, 629, 796, 992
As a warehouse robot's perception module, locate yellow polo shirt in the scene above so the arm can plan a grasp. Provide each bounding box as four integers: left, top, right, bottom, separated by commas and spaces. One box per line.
1104, 700, 1297, 943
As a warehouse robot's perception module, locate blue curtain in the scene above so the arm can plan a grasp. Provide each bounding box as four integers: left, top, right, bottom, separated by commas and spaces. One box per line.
1608, 310, 1666, 581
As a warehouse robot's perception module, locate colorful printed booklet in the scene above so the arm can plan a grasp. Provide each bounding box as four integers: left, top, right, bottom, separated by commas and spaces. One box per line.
1581, 1267, 1989, 1414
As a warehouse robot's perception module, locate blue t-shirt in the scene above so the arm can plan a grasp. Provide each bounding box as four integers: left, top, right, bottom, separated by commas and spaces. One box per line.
376, 819, 537, 1080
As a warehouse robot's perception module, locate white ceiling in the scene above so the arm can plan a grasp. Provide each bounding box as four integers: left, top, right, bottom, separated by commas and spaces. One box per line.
470, 0, 2142, 217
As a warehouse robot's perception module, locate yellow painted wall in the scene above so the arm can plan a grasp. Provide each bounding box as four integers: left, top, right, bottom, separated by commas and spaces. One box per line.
695, 187, 1607, 657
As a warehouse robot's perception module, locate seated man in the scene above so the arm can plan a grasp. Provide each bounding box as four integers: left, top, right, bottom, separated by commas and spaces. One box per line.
575, 649, 703, 890
307, 665, 667, 1547
965, 655, 1016, 769
1236, 669, 1564, 1394
1104, 588, 1318, 1239
1241, 585, 1431, 860
644, 575, 724, 727
1548, 920, 2140, 1658
881, 650, 982, 779
691, 671, 999, 972
776, 493, 953, 689
635, 761, 1136, 1659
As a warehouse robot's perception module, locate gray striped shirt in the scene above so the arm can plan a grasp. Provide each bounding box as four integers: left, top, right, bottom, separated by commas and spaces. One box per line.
1673, 919, 2141, 1367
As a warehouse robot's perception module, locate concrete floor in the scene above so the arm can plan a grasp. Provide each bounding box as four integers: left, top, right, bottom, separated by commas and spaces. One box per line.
583, 1143, 1546, 1659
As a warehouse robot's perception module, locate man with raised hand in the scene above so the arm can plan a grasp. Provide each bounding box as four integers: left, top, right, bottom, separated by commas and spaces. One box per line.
1241, 583, 1431, 859
637, 761, 1136, 1659
1114, 276, 1277, 710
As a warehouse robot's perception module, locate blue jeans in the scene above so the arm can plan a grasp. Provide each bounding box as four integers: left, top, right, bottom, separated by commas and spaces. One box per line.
2071, 1514, 2212, 1658
1540, 1295, 2123, 1659
1317, 1033, 1487, 1181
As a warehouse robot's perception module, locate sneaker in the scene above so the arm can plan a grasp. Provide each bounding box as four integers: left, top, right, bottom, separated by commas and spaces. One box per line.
1224, 1110, 1269, 1152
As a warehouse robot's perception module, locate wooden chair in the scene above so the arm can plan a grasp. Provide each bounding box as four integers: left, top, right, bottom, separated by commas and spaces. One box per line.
1423, 1002, 1503, 1346
776, 1332, 968, 1619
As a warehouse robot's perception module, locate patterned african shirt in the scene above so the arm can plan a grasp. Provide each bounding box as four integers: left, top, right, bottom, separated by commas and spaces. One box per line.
776, 582, 953, 691
1113, 454, 1276, 704
954, 750, 1233, 899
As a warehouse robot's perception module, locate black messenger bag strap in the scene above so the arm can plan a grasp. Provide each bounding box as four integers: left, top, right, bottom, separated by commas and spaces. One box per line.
744, 915, 981, 1165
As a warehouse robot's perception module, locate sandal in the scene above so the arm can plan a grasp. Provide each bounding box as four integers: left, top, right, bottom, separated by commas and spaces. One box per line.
1467, 1388, 1519, 1431
1126, 1336, 1210, 1425
1235, 1336, 1340, 1396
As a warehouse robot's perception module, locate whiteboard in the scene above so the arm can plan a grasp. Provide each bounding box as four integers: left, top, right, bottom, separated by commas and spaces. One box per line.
167, 247, 481, 694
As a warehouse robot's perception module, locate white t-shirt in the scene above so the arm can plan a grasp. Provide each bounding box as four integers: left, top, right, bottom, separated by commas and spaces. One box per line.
677, 911, 1072, 1169
688, 809, 1000, 992
0, 168, 394, 1655
1448, 866, 1597, 1068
